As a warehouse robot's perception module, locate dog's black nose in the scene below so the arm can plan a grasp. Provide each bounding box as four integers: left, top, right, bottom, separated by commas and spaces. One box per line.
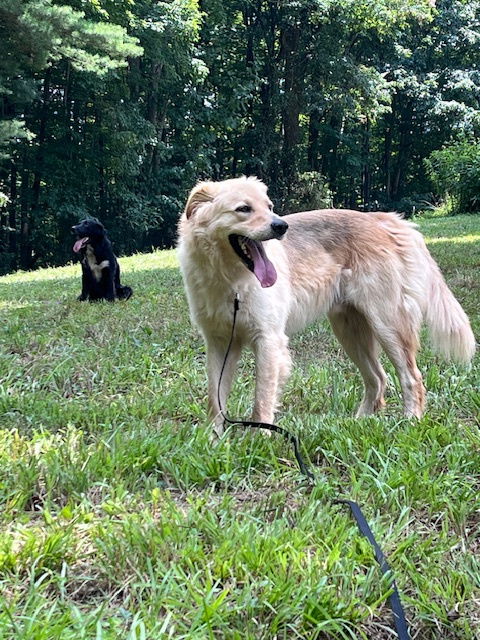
271, 219, 288, 238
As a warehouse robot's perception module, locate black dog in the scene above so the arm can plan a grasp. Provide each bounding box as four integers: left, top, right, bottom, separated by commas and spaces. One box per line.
72, 219, 132, 302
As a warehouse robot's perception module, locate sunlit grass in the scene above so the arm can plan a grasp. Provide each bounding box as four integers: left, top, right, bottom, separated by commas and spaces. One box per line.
0, 249, 177, 285
426, 233, 480, 245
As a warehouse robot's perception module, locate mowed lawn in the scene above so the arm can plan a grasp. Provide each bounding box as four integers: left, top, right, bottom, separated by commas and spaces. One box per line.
0, 215, 479, 640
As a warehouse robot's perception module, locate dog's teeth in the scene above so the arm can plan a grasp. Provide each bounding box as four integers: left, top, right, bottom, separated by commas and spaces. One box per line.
236, 236, 252, 259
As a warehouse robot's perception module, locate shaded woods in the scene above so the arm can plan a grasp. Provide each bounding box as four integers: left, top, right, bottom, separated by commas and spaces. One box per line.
1, 0, 479, 273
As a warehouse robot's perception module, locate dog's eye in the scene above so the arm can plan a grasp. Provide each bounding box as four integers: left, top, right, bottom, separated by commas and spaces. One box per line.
235, 205, 251, 213
268, 204, 273, 211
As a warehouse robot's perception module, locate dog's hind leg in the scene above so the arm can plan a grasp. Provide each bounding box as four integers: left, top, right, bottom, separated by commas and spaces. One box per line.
114, 264, 131, 299
328, 305, 387, 416
365, 312, 425, 418
206, 336, 242, 436
103, 269, 116, 302
252, 335, 292, 424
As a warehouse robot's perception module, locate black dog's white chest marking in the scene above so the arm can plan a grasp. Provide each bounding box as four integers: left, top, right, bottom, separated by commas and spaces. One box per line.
85, 246, 110, 282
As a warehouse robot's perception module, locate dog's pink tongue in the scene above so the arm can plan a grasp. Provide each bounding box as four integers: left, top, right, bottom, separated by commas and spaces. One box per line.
250, 241, 277, 288
73, 237, 89, 253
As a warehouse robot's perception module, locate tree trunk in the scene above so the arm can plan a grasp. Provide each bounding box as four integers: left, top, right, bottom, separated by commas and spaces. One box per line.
146, 61, 166, 178
383, 106, 394, 201
281, 24, 302, 184
320, 112, 342, 198
254, 0, 279, 184
230, 136, 239, 176
242, 5, 258, 176
307, 108, 322, 172
19, 164, 30, 270
27, 69, 51, 268
361, 116, 371, 209
31, 70, 50, 221
391, 98, 412, 201
8, 160, 17, 259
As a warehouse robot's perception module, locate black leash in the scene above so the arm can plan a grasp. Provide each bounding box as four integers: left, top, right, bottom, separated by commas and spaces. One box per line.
217, 294, 411, 640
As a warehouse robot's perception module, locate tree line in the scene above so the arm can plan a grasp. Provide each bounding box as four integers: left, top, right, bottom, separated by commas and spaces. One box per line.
1, 0, 479, 274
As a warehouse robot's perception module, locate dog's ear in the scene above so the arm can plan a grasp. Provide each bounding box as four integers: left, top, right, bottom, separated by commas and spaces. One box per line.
184, 182, 215, 219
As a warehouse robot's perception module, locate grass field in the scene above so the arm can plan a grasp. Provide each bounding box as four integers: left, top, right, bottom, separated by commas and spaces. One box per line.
0, 214, 479, 639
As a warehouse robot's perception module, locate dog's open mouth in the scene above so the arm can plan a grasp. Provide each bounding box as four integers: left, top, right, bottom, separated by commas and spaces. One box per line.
229, 234, 277, 288
73, 237, 89, 253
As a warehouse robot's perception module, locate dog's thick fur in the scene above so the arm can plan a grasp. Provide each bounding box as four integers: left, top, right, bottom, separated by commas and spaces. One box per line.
72, 219, 132, 302
178, 177, 475, 431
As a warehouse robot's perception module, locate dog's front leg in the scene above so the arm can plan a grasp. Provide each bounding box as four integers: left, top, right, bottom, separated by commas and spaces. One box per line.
206, 336, 242, 436
104, 271, 115, 302
77, 264, 89, 301
252, 335, 291, 424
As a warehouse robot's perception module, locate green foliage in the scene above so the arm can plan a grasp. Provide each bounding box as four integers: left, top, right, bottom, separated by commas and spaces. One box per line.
0, 119, 34, 160
284, 172, 333, 212
1, 0, 480, 273
425, 139, 480, 214
20, 0, 143, 72
0, 0, 142, 141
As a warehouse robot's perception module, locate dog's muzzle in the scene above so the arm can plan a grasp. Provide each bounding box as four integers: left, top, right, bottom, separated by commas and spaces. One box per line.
270, 219, 288, 238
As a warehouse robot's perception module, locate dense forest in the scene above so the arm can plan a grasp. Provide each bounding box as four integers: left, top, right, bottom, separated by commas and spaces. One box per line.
1, 0, 479, 273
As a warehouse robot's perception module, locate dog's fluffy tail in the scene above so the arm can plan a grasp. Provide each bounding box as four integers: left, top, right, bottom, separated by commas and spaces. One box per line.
424, 257, 475, 363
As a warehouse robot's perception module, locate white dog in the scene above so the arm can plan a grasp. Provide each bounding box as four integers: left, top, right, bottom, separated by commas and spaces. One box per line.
177, 176, 475, 432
